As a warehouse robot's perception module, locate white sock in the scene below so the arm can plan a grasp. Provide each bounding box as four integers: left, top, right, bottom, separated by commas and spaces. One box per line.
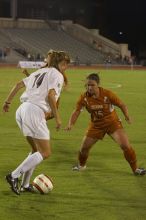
21, 152, 35, 188
12, 152, 43, 178
21, 166, 36, 188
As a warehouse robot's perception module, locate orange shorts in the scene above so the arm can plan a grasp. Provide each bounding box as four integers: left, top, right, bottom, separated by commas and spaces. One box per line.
86, 120, 123, 139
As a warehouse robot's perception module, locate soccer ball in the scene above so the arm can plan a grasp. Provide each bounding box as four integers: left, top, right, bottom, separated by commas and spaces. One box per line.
32, 174, 53, 194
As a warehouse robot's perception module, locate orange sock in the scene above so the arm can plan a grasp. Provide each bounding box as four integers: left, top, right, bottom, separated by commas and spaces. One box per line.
78, 151, 89, 166
123, 147, 137, 172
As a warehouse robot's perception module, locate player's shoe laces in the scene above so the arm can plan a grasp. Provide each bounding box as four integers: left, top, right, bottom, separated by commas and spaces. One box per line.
72, 164, 87, 171
5, 173, 20, 195
134, 168, 146, 175
20, 184, 34, 193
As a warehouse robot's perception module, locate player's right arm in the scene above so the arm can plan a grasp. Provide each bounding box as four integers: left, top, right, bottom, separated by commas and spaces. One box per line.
3, 81, 25, 112
22, 69, 30, 77
65, 94, 84, 130
65, 109, 81, 130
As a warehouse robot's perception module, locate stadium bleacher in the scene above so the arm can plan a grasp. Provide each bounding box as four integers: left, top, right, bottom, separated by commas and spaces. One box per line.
0, 27, 105, 64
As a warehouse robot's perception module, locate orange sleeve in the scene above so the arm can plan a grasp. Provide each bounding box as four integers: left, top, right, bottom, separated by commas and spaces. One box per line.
107, 90, 123, 107
75, 94, 85, 111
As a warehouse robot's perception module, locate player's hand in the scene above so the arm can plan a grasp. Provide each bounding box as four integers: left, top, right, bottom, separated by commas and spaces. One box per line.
125, 116, 132, 124
22, 69, 30, 77
2, 102, 10, 112
56, 119, 62, 131
45, 111, 54, 121
56, 123, 61, 131
64, 125, 72, 131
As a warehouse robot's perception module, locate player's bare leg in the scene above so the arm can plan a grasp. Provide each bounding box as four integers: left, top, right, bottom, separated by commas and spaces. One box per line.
34, 138, 51, 159
110, 128, 146, 175
73, 136, 97, 171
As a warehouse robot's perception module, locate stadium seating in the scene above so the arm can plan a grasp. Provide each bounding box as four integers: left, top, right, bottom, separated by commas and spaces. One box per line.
0, 29, 26, 63
0, 28, 105, 64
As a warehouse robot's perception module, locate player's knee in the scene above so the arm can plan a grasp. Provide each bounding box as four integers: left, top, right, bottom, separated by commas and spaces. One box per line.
42, 150, 51, 159
32, 148, 37, 153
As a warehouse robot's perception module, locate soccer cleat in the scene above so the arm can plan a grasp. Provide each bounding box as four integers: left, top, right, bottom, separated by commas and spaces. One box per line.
72, 164, 87, 171
20, 184, 34, 193
5, 173, 20, 195
134, 168, 146, 176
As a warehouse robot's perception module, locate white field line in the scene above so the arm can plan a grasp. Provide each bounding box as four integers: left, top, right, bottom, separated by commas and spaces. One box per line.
104, 83, 122, 89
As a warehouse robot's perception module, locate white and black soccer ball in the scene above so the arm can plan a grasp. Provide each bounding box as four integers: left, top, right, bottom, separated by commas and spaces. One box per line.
32, 174, 53, 194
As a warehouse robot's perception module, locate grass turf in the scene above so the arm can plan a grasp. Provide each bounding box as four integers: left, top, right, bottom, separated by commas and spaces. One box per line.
0, 67, 146, 220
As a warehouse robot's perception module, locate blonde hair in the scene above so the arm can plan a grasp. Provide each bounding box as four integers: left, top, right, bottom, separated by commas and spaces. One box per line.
50, 51, 70, 86
43, 50, 70, 86
49, 51, 70, 68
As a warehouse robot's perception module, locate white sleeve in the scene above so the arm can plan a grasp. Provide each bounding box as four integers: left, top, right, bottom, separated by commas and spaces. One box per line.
47, 70, 63, 95
22, 69, 38, 87
22, 77, 30, 87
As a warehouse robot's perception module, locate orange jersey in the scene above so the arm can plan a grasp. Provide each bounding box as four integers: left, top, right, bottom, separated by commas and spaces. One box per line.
76, 87, 123, 126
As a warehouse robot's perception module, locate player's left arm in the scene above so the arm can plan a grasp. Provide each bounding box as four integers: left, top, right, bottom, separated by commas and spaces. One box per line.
118, 101, 132, 124
47, 89, 62, 130
109, 91, 132, 124
45, 111, 54, 120
3, 81, 25, 112
45, 98, 60, 121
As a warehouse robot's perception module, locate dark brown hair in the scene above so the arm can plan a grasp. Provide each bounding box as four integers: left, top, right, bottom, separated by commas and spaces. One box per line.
86, 73, 100, 84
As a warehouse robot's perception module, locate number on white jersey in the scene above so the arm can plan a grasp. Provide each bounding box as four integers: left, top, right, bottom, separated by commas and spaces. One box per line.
32, 72, 47, 88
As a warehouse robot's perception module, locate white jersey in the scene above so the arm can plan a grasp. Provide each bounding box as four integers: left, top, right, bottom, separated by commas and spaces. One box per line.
20, 67, 64, 112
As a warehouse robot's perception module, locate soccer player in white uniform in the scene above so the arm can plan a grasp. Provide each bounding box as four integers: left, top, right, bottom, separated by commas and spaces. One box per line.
3, 51, 70, 195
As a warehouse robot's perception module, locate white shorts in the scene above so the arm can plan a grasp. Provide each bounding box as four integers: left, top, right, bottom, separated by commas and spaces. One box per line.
16, 102, 50, 140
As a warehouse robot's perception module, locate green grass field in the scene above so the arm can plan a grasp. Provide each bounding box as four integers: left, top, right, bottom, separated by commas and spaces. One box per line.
0, 67, 146, 220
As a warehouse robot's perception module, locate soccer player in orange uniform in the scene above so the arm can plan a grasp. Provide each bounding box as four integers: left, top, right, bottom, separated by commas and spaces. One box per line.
66, 73, 146, 175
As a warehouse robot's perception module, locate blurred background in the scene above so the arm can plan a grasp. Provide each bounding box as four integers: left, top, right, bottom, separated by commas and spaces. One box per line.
0, 0, 145, 66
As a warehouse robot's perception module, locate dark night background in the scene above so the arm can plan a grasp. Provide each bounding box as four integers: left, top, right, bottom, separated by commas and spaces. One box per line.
0, 0, 146, 58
